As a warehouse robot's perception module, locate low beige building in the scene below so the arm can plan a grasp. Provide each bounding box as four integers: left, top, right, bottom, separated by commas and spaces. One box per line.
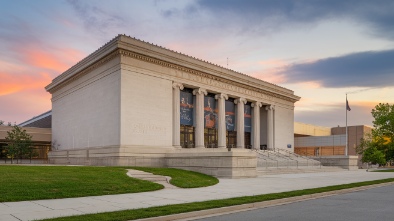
44, 35, 300, 177
0, 126, 51, 163
294, 122, 372, 168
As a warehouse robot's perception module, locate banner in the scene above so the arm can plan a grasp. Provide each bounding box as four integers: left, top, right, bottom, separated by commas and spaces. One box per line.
180, 91, 194, 126
244, 104, 252, 132
204, 96, 217, 128
225, 100, 235, 131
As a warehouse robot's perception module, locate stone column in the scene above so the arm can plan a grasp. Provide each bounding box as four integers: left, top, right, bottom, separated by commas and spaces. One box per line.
235, 98, 247, 148
265, 105, 274, 150
252, 102, 262, 150
193, 88, 207, 148
215, 93, 228, 148
172, 82, 184, 148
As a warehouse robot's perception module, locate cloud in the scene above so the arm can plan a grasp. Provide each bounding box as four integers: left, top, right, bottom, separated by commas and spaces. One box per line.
194, 0, 394, 39
0, 88, 51, 124
0, 72, 52, 96
66, 0, 126, 36
280, 49, 394, 88
295, 101, 376, 127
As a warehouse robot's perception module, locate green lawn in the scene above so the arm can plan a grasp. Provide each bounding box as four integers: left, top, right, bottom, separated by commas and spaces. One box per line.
0, 165, 219, 202
372, 169, 394, 172
130, 167, 219, 188
41, 178, 394, 221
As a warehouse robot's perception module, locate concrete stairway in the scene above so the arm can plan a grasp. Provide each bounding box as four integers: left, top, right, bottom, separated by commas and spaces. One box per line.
253, 149, 347, 175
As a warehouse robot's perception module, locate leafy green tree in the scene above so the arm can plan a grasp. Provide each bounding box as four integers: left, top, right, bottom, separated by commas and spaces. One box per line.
357, 103, 394, 166
361, 146, 386, 166
4, 126, 33, 164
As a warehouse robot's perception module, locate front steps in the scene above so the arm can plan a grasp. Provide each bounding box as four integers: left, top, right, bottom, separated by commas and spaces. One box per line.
253, 149, 348, 175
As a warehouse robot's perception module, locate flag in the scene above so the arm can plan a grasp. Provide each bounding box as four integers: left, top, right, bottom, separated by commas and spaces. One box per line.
346, 99, 351, 111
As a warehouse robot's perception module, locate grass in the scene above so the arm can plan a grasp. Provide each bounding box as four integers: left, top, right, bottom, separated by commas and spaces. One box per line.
372, 169, 394, 172
40, 178, 394, 221
0, 165, 219, 202
0, 166, 163, 202
129, 167, 219, 188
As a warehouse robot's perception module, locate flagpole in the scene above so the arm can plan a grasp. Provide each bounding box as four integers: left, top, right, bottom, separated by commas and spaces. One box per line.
346, 93, 348, 156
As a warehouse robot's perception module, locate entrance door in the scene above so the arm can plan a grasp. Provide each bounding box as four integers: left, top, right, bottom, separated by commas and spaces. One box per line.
180, 125, 195, 148
244, 132, 251, 149
226, 131, 237, 148
204, 128, 217, 148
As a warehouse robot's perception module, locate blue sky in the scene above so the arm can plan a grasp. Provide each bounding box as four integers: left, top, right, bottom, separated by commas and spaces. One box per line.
1, 0, 394, 127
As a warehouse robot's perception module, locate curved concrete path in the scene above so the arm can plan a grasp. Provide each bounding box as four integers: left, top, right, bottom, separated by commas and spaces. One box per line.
0, 170, 393, 221
126, 169, 179, 189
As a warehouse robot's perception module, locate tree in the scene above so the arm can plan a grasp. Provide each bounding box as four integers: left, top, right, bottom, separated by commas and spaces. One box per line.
4, 126, 33, 164
357, 103, 394, 166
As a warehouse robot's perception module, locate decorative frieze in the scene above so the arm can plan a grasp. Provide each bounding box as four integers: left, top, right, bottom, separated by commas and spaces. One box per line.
48, 47, 299, 103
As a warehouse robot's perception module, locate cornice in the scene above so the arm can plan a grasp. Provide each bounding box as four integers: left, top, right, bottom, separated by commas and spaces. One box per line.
46, 49, 121, 93
119, 49, 300, 103
47, 47, 300, 103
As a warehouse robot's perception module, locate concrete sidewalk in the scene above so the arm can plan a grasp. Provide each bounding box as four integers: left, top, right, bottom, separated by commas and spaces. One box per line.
1, 170, 394, 221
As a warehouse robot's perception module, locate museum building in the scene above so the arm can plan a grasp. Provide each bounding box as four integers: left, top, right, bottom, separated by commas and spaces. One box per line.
45, 35, 300, 178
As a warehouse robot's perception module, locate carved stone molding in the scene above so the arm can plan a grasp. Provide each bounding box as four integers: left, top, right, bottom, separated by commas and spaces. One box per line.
48, 47, 300, 103
172, 82, 184, 90
215, 93, 229, 100
234, 98, 247, 105
265, 105, 275, 111
118, 49, 299, 103
47, 50, 122, 93
192, 88, 207, 96
251, 102, 263, 108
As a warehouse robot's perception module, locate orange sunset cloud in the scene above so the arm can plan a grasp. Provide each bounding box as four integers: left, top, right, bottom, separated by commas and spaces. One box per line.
21, 47, 84, 73
0, 72, 52, 96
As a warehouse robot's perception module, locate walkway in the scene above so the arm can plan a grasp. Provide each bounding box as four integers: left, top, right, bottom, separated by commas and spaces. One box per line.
1, 170, 393, 221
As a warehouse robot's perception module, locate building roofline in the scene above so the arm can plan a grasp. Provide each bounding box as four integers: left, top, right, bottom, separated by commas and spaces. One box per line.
45, 34, 300, 102
18, 110, 52, 127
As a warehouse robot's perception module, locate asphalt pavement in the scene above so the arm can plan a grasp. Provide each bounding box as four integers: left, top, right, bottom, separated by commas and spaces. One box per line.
193, 182, 394, 221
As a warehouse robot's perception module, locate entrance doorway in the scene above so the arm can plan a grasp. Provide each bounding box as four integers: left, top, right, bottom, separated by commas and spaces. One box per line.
204, 128, 217, 148
226, 131, 237, 148
180, 125, 195, 148
244, 132, 251, 149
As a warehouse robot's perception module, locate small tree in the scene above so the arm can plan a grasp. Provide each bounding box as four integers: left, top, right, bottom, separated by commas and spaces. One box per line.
0, 120, 4, 126
4, 126, 32, 164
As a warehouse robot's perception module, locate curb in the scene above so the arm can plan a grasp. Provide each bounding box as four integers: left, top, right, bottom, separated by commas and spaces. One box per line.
136, 181, 394, 221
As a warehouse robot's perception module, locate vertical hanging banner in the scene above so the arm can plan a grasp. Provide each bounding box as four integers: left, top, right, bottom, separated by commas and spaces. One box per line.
180, 91, 194, 125
244, 104, 252, 132
204, 96, 217, 128
225, 100, 235, 131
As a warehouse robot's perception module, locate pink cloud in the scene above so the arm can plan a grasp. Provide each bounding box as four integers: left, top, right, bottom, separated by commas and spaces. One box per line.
0, 72, 52, 96
16, 46, 84, 73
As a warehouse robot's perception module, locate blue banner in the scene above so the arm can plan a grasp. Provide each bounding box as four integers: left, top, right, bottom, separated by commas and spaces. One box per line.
244, 104, 252, 132
204, 96, 217, 128
180, 91, 194, 126
225, 100, 235, 131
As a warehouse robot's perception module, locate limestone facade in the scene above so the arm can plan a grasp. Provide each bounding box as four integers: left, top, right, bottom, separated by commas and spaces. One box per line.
45, 35, 300, 178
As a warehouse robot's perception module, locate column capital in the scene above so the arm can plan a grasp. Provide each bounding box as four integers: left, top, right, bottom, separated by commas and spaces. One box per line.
215, 93, 228, 100
172, 82, 184, 90
265, 105, 275, 111
234, 98, 247, 105
192, 88, 207, 96
251, 101, 262, 108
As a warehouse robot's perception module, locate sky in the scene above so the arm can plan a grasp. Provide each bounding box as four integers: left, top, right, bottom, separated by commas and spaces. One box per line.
1, 0, 394, 127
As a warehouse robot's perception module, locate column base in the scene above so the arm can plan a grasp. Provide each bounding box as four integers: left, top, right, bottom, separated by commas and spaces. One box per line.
195, 145, 205, 148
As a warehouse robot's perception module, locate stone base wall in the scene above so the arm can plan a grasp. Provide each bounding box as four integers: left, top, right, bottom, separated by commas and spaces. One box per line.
166, 148, 257, 178
311, 156, 359, 170
48, 147, 257, 178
